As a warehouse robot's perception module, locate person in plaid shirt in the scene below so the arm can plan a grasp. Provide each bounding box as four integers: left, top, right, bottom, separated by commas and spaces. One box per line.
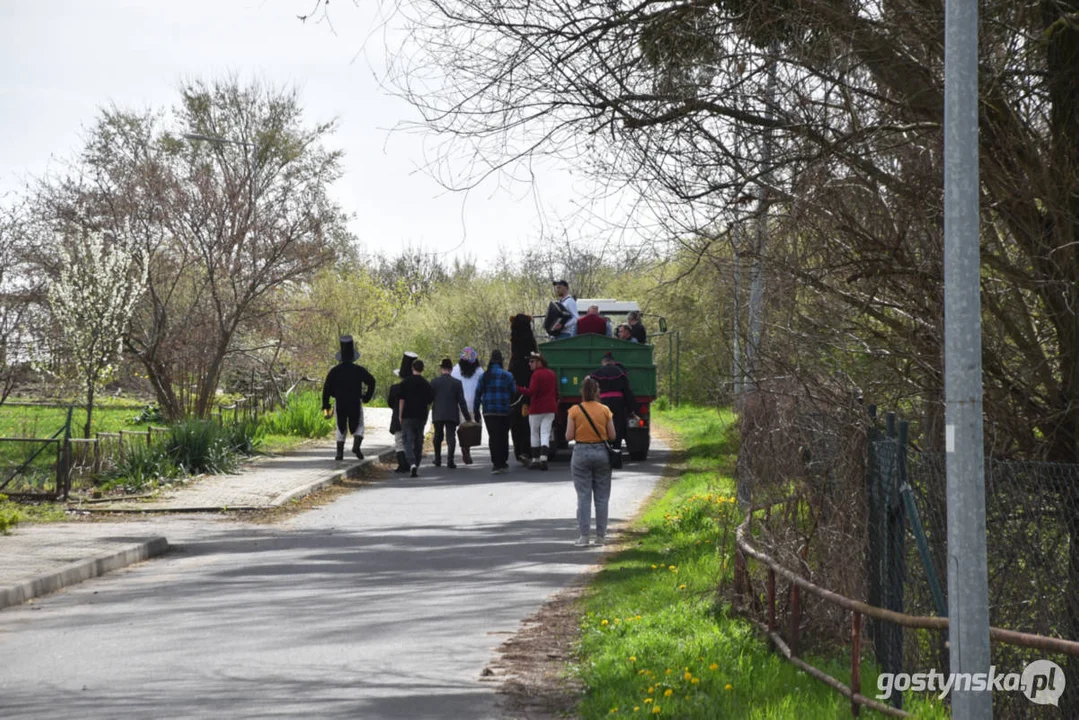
477, 349, 517, 474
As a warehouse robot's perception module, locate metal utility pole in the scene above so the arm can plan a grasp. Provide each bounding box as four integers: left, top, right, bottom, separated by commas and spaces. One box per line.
744, 42, 778, 395
943, 0, 991, 716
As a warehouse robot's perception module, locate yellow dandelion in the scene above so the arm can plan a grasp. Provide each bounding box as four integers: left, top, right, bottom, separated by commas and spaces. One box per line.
691, 678, 700, 685
709, 663, 719, 671
647, 686, 654, 694
652, 706, 661, 714
684, 671, 692, 681
725, 683, 733, 691
665, 668, 672, 675
601, 619, 609, 626
663, 688, 673, 697
668, 565, 677, 570
633, 707, 640, 713
651, 564, 657, 569
644, 698, 653, 704
636, 615, 642, 620
610, 708, 619, 714
629, 656, 637, 663
678, 584, 686, 590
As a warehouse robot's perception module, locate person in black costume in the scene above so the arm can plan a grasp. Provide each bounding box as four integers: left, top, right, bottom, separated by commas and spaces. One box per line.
508, 313, 537, 464
589, 351, 638, 452
322, 336, 377, 461
386, 351, 418, 473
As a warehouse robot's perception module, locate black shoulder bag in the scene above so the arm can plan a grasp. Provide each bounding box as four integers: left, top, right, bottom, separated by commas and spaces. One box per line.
578, 404, 622, 469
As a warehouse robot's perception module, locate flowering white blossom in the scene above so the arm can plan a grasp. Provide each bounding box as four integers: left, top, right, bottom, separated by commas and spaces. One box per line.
48, 228, 147, 435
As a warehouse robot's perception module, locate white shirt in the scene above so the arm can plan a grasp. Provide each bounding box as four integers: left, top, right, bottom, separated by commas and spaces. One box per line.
560, 294, 578, 334
451, 364, 485, 417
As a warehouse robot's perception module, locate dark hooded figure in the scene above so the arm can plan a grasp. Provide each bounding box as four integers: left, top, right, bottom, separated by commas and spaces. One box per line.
321, 336, 377, 461
508, 313, 538, 464
589, 351, 637, 452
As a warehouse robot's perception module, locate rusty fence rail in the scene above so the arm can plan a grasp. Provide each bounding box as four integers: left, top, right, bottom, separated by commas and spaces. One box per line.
734, 508, 1079, 718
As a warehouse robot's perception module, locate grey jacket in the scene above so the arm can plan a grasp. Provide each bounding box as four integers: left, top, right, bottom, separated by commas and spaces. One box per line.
430, 373, 471, 423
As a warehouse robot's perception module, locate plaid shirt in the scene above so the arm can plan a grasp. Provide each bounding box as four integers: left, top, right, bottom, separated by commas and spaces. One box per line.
477, 363, 516, 415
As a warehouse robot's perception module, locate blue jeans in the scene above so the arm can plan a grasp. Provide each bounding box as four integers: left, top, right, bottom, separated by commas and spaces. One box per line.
571, 443, 612, 537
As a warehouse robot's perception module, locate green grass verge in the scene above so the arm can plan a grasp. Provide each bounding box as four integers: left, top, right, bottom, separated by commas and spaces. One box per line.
573, 404, 948, 719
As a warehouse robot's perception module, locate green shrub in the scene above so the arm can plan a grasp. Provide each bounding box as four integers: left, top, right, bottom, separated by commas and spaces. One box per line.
258, 391, 331, 439
102, 443, 178, 493
0, 494, 26, 534
167, 419, 242, 475
224, 417, 265, 455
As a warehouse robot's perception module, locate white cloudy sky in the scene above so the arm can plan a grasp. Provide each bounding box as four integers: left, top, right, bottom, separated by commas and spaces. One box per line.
0, 0, 631, 268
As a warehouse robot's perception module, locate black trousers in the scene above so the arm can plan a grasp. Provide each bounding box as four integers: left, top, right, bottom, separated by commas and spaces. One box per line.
401, 418, 425, 467
601, 397, 627, 449
510, 403, 531, 458
433, 421, 458, 459
484, 414, 511, 468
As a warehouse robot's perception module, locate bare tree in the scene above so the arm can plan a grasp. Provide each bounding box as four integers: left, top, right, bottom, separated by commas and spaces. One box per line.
33, 79, 349, 420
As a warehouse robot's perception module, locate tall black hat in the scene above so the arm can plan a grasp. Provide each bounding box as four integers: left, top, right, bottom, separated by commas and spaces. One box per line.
398, 351, 418, 377
336, 336, 360, 362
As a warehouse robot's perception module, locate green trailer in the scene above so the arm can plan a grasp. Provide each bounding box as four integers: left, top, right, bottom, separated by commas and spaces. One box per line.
537, 333, 656, 461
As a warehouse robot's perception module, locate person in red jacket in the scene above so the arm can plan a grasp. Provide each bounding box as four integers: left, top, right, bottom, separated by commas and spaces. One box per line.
517, 351, 559, 470
576, 304, 610, 336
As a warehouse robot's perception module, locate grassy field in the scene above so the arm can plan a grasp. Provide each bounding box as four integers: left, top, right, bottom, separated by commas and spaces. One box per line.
571, 404, 948, 719
0, 400, 158, 439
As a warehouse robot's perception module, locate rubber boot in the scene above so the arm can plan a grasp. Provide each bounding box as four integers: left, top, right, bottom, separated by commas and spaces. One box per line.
529, 448, 541, 470
335, 441, 345, 461
352, 435, 364, 459
539, 445, 549, 471
394, 451, 408, 473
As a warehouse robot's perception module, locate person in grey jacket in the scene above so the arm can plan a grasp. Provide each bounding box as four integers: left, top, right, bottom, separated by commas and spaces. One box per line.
430, 358, 472, 468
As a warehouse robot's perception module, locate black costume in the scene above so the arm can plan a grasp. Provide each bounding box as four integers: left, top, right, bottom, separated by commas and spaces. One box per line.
508, 313, 537, 464
322, 336, 376, 461
387, 352, 418, 473
590, 357, 637, 451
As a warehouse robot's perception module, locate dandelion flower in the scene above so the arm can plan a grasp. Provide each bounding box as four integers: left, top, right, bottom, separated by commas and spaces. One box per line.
652, 706, 661, 714
725, 683, 733, 691
601, 619, 609, 626
709, 663, 719, 671
629, 656, 637, 663
665, 668, 672, 675
633, 708, 640, 713
610, 708, 618, 714
663, 689, 673, 697
684, 671, 693, 681
644, 698, 653, 704
691, 678, 700, 685
679, 584, 686, 590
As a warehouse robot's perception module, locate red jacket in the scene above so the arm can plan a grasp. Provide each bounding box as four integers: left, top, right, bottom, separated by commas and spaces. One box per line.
518, 367, 558, 415
576, 313, 608, 335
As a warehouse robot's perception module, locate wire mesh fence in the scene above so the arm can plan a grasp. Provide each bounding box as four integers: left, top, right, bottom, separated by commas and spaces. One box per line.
735, 384, 1079, 717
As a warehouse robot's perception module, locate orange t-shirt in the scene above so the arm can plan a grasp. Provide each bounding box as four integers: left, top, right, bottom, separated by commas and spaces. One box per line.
569, 401, 613, 443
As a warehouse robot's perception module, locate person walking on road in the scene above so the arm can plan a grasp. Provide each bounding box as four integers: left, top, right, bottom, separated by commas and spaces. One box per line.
431, 358, 472, 468
398, 358, 434, 477
477, 349, 516, 474
516, 351, 558, 470
387, 351, 418, 473
451, 347, 484, 464
321, 335, 377, 462
590, 351, 638, 453
565, 376, 616, 547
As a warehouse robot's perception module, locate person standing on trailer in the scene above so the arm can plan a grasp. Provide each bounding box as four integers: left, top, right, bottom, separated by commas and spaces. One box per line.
321, 335, 377, 461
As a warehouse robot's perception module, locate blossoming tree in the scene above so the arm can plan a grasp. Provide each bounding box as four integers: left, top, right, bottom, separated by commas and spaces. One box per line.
48, 230, 147, 437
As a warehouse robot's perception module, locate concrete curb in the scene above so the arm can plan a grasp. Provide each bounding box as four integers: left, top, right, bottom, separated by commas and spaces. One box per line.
268, 448, 398, 507
0, 536, 170, 611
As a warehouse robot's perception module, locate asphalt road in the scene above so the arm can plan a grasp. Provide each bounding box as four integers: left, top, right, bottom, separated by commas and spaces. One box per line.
0, 442, 666, 720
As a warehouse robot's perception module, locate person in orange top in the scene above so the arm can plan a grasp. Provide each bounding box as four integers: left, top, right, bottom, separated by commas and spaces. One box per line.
517, 352, 558, 470
565, 376, 617, 547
